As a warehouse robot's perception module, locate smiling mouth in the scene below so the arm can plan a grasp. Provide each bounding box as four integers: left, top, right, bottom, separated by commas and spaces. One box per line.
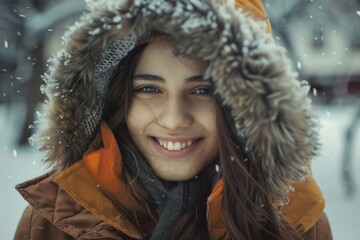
151, 137, 201, 151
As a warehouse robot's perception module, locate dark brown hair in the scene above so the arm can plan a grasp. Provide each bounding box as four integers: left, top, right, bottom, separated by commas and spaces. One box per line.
216, 104, 302, 240
103, 43, 301, 240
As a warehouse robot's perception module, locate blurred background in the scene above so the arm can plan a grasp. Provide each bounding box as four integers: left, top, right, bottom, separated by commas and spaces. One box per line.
0, 0, 359, 239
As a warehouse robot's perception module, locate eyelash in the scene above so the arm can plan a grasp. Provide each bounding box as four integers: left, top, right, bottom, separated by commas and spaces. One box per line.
193, 86, 213, 95
134, 86, 160, 93
134, 86, 213, 95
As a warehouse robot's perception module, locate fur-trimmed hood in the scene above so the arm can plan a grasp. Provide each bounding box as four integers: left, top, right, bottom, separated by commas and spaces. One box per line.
32, 0, 319, 202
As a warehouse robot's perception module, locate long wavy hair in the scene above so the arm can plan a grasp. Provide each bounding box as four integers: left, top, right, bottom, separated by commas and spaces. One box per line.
103, 43, 301, 240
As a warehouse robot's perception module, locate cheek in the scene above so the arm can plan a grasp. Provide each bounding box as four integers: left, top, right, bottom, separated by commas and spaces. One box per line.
195, 103, 218, 155
193, 103, 217, 133
127, 101, 144, 136
127, 99, 154, 136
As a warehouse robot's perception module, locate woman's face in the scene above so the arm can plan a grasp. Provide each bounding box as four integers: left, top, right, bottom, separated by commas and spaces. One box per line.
127, 39, 218, 181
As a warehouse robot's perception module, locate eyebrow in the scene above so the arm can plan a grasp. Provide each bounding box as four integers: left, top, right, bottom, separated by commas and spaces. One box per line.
133, 74, 208, 82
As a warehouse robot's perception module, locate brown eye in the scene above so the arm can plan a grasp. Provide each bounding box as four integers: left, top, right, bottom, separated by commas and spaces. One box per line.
192, 86, 213, 95
135, 86, 161, 93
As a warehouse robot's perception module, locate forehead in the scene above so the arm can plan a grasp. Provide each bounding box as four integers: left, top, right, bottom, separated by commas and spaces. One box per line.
135, 39, 208, 74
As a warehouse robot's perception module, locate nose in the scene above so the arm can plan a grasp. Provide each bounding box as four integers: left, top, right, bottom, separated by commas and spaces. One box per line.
156, 97, 193, 131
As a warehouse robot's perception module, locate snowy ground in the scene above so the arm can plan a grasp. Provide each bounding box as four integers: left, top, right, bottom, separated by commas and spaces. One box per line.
0, 101, 359, 240
311, 101, 360, 239
0, 103, 48, 240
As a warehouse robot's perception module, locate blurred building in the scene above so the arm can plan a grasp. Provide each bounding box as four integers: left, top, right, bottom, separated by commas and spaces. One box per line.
264, 0, 360, 101
0, 0, 85, 145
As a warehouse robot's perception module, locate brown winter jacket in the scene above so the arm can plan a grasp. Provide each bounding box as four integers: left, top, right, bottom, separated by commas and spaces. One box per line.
14, 123, 332, 240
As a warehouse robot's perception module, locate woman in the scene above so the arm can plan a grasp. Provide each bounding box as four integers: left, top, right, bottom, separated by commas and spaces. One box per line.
14, 0, 332, 239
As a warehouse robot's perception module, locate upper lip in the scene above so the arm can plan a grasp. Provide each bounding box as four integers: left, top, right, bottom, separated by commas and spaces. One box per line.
151, 136, 201, 142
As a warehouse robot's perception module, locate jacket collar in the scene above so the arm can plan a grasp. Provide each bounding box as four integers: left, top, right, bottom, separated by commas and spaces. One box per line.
54, 122, 154, 238
16, 123, 153, 239
206, 176, 326, 239
80, 122, 151, 225
16, 169, 135, 239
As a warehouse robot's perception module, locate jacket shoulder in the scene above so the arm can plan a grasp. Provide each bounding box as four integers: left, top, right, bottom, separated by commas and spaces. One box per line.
14, 204, 129, 239
14, 204, 74, 240
15, 170, 129, 239
303, 213, 333, 240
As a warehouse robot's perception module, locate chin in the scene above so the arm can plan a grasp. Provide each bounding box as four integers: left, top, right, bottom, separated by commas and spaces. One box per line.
155, 170, 198, 182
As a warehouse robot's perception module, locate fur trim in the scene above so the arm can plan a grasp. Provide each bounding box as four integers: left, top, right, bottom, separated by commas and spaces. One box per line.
31, 0, 319, 202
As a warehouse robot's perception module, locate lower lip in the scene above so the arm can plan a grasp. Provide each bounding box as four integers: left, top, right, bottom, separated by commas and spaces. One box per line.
150, 137, 202, 158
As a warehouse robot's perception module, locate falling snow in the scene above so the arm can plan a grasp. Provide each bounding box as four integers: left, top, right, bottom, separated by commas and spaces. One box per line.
215, 164, 220, 172
112, 15, 122, 23
89, 27, 101, 35
313, 88, 318, 96
297, 61, 302, 70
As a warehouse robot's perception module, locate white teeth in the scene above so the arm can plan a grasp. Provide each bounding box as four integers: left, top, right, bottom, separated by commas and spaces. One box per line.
174, 142, 181, 151
167, 142, 174, 151
156, 138, 197, 151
